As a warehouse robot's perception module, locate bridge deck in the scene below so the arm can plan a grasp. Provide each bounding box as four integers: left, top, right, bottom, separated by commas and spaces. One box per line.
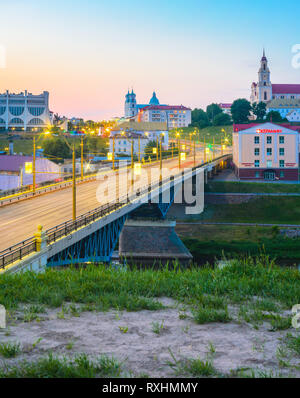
0, 149, 230, 252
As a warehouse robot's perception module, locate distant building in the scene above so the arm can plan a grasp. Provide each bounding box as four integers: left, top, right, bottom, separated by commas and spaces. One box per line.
251, 50, 300, 104
266, 98, 300, 120
110, 121, 169, 157
232, 122, 300, 181
124, 90, 191, 128
287, 109, 300, 122
0, 155, 60, 191
219, 103, 232, 116
0, 90, 52, 131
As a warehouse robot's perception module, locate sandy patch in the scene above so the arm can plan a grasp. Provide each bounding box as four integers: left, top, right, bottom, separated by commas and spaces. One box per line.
0, 298, 299, 378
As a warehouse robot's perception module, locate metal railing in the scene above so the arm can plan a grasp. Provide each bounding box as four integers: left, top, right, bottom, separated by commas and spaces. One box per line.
0, 154, 231, 270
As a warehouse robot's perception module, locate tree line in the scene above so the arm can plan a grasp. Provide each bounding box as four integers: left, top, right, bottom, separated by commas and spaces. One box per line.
191, 100, 288, 129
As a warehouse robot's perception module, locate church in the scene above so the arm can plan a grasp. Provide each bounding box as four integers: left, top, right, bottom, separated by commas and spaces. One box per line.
250, 50, 300, 104
124, 90, 191, 129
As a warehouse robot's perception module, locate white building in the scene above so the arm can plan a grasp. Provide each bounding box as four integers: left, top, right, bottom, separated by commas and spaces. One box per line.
124, 90, 191, 128
251, 51, 300, 104
219, 103, 232, 116
109, 121, 169, 157
266, 98, 300, 120
287, 109, 300, 122
0, 90, 52, 131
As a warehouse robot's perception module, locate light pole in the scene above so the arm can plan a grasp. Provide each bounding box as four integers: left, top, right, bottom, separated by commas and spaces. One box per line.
112, 135, 115, 171
80, 135, 84, 179
72, 142, 76, 221
32, 136, 36, 194
159, 135, 163, 183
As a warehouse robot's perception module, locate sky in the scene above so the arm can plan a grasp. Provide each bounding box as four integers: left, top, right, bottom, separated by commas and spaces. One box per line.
0, 0, 300, 120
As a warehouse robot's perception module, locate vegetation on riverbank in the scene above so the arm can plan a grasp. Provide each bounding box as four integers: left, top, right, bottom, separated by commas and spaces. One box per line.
205, 181, 300, 194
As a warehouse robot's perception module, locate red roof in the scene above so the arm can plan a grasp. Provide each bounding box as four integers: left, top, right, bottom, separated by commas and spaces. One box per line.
272, 84, 300, 94
219, 103, 232, 109
233, 123, 300, 133
142, 105, 191, 111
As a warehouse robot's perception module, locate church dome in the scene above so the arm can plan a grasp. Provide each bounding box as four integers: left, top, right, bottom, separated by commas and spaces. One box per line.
149, 91, 160, 105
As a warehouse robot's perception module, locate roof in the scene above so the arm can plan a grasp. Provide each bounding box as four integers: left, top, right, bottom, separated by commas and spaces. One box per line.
0, 155, 34, 172
219, 103, 232, 109
111, 132, 148, 139
142, 105, 191, 111
112, 121, 168, 132
267, 98, 300, 109
233, 122, 300, 133
272, 84, 300, 95
149, 92, 160, 106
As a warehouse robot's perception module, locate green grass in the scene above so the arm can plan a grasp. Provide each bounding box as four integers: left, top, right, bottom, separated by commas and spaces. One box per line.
169, 125, 233, 145
0, 258, 300, 310
192, 307, 231, 324
205, 181, 300, 194
167, 348, 217, 377
200, 197, 300, 224
285, 334, 300, 356
0, 342, 21, 358
182, 237, 300, 263
0, 353, 122, 378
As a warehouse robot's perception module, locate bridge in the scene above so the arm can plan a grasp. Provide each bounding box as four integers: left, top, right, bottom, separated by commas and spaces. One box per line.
0, 146, 231, 274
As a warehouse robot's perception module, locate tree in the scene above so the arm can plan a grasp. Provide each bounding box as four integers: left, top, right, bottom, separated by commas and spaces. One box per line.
191, 108, 210, 129
206, 104, 222, 122
265, 111, 287, 123
42, 138, 71, 163
212, 112, 232, 126
231, 99, 252, 124
252, 102, 267, 120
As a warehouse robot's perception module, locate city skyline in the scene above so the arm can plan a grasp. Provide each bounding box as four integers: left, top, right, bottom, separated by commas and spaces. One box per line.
0, 0, 299, 120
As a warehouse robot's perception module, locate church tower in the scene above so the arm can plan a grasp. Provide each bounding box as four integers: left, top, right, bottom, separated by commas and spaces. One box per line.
257, 50, 272, 103
251, 50, 272, 104
125, 89, 137, 118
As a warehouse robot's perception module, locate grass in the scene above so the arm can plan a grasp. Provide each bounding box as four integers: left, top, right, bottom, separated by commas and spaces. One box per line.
285, 334, 300, 356
0, 353, 122, 378
182, 237, 300, 264
200, 197, 300, 224
192, 307, 231, 324
0, 342, 21, 358
167, 348, 216, 377
205, 181, 300, 194
0, 257, 300, 311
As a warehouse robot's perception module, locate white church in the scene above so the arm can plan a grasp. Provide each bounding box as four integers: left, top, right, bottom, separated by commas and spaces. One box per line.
250, 50, 300, 104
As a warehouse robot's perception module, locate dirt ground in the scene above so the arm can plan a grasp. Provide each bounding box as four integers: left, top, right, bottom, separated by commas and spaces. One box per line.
0, 298, 299, 378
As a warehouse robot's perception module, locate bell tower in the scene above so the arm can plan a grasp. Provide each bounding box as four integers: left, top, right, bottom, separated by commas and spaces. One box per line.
125, 89, 137, 118
257, 50, 272, 103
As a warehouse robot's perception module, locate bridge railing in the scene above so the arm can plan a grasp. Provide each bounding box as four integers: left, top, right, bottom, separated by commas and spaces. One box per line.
0, 154, 232, 270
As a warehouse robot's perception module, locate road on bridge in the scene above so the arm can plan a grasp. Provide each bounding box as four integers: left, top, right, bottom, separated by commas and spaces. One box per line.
0, 148, 230, 251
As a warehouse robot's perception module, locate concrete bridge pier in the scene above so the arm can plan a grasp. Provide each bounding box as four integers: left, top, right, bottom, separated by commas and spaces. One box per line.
119, 219, 193, 268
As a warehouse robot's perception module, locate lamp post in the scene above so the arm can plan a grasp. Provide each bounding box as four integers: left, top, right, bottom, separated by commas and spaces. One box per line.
80, 135, 84, 179
131, 138, 134, 188
156, 137, 159, 161
159, 135, 163, 183
72, 142, 76, 221
177, 133, 181, 169
112, 135, 115, 171
204, 136, 206, 163
32, 136, 36, 194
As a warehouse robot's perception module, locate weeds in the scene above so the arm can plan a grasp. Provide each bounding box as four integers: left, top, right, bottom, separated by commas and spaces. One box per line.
0, 342, 21, 358
167, 348, 216, 377
192, 306, 231, 324
151, 321, 165, 335
0, 353, 122, 378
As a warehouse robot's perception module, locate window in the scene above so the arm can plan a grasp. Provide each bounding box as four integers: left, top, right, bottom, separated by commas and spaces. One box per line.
255, 171, 260, 178
267, 136, 272, 144
264, 92, 267, 101
254, 136, 260, 144
280, 171, 285, 178
280, 160, 285, 168
267, 160, 272, 168
255, 160, 260, 168
267, 148, 272, 156
254, 148, 260, 156
279, 136, 285, 144
279, 148, 285, 156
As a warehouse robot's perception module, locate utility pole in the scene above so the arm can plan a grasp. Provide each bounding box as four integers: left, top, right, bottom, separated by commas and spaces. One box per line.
72, 143, 76, 221
159, 137, 162, 182
81, 136, 84, 179
33, 136, 36, 193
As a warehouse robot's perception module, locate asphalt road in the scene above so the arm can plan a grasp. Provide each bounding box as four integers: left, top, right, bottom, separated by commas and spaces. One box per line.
0, 148, 229, 251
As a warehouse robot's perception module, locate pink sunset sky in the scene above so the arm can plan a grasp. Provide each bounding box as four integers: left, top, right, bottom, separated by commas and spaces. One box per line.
0, 0, 299, 120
